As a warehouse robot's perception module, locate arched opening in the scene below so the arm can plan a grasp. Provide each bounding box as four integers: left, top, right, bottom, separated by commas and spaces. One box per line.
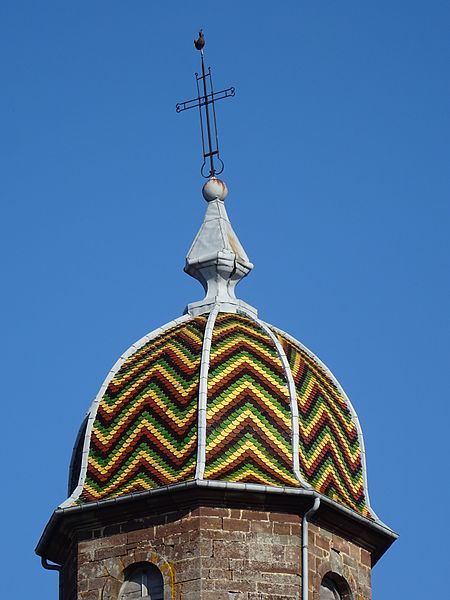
119, 562, 164, 599
320, 573, 352, 600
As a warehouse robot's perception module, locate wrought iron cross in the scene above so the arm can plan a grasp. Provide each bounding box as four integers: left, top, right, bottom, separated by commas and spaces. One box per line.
176, 31, 235, 178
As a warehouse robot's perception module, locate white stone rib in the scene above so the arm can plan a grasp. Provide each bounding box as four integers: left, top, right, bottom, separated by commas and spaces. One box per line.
268, 323, 380, 522
59, 313, 192, 508
194, 303, 220, 480
247, 315, 312, 489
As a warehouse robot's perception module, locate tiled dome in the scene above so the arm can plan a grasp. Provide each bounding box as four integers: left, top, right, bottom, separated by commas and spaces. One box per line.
65, 310, 373, 518
63, 179, 375, 520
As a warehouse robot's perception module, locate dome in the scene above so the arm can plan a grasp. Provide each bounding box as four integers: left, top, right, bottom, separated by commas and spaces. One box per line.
65, 309, 373, 519
63, 179, 375, 521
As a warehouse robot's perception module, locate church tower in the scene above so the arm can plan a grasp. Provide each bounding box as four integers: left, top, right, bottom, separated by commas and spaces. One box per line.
37, 33, 397, 600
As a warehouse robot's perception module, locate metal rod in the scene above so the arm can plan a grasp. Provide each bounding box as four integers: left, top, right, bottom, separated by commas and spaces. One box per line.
209, 67, 221, 167
176, 87, 235, 113
200, 50, 215, 176
195, 73, 207, 162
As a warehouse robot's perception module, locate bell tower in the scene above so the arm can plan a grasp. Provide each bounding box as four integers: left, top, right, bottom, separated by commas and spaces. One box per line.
36, 32, 397, 600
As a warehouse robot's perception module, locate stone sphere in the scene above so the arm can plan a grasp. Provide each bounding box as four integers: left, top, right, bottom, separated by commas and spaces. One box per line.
202, 177, 228, 202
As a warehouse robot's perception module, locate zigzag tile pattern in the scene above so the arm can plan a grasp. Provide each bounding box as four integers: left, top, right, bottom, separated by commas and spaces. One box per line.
72, 308, 371, 518
204, 314, 299, 487
275, 331, 369, 516
79, 317, 207, 502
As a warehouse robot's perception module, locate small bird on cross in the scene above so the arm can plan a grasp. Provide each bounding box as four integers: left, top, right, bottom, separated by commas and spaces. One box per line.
194, 30, 205, 51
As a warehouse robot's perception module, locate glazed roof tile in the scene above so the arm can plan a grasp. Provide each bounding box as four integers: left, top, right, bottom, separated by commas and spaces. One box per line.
64, 309, 375, 520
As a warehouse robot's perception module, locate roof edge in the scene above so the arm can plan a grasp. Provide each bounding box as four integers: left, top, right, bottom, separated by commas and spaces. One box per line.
37, 480, 397, 567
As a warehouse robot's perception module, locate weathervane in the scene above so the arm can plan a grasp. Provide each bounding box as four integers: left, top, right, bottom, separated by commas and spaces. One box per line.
176, 30, 235, 178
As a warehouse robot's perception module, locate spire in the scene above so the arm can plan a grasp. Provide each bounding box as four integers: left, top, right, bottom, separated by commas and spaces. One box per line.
184, 177, 256, 317
177, 32, 255, 316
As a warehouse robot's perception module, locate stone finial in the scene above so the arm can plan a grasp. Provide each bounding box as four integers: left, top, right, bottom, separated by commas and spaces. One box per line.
202, 177, 228, 202
184, 178, 256, 316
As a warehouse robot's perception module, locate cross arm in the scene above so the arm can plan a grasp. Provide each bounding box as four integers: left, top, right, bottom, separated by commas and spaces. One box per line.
176, 87, 235, 113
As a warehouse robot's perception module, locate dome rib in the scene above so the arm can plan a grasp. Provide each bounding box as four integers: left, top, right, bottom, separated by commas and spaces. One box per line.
251, 314, 311, 490
195, 304, 220, 480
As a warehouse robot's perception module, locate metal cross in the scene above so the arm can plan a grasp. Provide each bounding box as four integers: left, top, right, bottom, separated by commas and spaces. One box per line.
176, 31, 235, 178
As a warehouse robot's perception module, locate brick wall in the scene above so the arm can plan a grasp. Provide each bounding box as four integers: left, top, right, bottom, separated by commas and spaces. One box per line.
309, 523, 372, 600
70, 506, 372, 600
197, 507, 301, 600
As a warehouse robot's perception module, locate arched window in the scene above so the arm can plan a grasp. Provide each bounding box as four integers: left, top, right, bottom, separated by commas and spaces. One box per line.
119, 562, 164, 599
320, 573, 352, 600
320, 577, 341, 600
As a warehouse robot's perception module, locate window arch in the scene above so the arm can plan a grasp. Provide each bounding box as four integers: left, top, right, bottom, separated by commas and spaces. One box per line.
119, 562, 164, 599
320, 573, 352, 600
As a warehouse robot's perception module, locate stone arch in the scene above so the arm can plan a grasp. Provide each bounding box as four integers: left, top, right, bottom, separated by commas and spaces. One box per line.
101, 548, 176, 600
320, 571, 353, 599
311, 560, 358, 600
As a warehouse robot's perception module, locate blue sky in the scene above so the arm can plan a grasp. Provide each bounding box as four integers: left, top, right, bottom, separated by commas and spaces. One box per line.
1, 2, 449, 598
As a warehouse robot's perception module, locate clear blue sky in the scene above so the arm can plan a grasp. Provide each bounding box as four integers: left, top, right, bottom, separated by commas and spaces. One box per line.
1, 2, 449, 598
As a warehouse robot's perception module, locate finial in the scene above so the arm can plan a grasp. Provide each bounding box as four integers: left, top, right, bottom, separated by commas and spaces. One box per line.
194, 30, 205, 51
184, 178, 256, 317
176, 31, 235, 178
202, 177, 228, 202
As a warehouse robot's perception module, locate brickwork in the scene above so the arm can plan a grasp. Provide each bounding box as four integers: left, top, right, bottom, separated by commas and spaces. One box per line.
197, 507, 301, 600
76, 510, 198, 600
69, 507, 372, 600
308, 523, 372, 600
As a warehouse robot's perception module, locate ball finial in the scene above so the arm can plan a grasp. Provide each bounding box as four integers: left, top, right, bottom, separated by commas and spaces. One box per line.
202, 177, 228, 202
